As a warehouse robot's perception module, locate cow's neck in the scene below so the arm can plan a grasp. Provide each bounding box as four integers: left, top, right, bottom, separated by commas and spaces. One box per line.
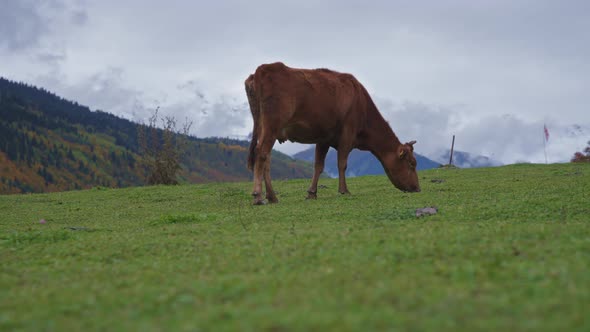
362, 107, 403, 160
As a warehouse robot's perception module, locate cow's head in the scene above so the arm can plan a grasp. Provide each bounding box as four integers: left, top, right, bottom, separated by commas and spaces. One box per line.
383, 140, 421, 192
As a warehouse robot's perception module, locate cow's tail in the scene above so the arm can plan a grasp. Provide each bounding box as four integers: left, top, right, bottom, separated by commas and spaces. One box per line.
245, 74, 258, 171
247, 128, 257, 171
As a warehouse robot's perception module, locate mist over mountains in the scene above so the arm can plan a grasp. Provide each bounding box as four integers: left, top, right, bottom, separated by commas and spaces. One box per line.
434, 150, 502, 169
371, 100, 590, 166
293, 147, 441, 178
291, 146, 506, 179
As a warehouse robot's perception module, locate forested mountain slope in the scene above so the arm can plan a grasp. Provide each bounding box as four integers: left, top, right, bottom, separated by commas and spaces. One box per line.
0, 77, 312, 194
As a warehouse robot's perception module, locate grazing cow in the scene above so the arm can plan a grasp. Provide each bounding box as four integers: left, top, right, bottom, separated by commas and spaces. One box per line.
245, 62, 420, 205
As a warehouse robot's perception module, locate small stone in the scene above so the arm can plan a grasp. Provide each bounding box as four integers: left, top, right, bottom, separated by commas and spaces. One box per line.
39, 219, 46, 224
416, 207, 438, 217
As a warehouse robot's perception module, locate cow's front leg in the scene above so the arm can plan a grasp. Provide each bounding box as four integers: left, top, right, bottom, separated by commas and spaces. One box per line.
337, 147, 352, 195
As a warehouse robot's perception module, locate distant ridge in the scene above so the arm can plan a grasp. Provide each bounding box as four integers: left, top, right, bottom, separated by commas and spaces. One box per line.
293, 147, 441, 178
435, 150, 502, 168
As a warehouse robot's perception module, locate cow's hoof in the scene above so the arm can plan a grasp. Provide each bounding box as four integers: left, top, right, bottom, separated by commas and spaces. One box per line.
339, 190, 351, 195
306, 193, 317, 200
253, 199, 267, 206
267, 197, 279, 204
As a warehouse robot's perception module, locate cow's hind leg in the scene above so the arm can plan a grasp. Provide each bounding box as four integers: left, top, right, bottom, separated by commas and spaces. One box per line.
252, 134, 276, 205
263, 153, 278, 203
307, 143, 330, 199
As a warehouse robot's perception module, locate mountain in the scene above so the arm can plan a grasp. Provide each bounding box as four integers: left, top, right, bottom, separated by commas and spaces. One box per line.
293, 147, 441, 177
0, 77, 313, 194
435, 150, 502, 168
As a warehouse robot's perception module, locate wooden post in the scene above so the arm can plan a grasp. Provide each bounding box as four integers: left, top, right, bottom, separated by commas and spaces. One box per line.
449, 135, 455, 166
543, 124, 550, 164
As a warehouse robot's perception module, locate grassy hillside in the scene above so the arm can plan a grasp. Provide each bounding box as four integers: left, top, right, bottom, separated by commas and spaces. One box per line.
1, 163, 589, 331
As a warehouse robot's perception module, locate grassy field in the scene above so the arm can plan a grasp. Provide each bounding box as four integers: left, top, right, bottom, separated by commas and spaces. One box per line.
1, 163, 589, 331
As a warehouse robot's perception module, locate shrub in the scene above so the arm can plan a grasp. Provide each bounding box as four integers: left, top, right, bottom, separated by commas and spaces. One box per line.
571, 141, 590, 163
137, 108, 192, 185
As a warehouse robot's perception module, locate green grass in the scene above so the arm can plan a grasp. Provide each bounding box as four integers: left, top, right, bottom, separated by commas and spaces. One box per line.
1, 163, 589, 331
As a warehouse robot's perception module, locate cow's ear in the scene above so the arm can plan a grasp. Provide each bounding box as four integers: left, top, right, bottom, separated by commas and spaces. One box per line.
399, 148, 407, 159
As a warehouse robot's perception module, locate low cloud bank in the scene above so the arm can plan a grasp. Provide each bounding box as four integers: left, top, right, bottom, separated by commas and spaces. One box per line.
376, 99, 589, 164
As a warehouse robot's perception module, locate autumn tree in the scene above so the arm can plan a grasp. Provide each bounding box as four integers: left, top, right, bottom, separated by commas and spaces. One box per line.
137, 108, 193, 185
571, 141, 590, 163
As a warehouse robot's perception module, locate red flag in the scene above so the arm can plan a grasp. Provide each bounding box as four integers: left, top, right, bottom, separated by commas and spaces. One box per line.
544, 124, 550, 142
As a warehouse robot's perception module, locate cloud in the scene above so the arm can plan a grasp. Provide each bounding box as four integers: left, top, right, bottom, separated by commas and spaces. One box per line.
0, 1, 47, 51
0, 0, 88, 52
36, 52, 67, 67
158, 89, 251, 138
375, 99, 458, 154
70, 10, 88, 25
375, 99, 590, 164
36, 67, 147, 120
35, 68, 251, 139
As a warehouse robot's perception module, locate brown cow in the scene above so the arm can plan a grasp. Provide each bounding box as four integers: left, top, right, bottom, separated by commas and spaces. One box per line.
245, 62, 420, 205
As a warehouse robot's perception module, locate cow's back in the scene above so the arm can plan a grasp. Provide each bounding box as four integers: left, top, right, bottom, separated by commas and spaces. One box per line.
253, 62, 360, 108
252, 63, 368, 143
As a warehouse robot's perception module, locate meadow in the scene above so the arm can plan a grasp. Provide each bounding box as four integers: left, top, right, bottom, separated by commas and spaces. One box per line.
1, 163, 589, 331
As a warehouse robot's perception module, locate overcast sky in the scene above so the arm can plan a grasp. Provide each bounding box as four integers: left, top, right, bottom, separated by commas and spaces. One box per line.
2, 0, 589, 163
